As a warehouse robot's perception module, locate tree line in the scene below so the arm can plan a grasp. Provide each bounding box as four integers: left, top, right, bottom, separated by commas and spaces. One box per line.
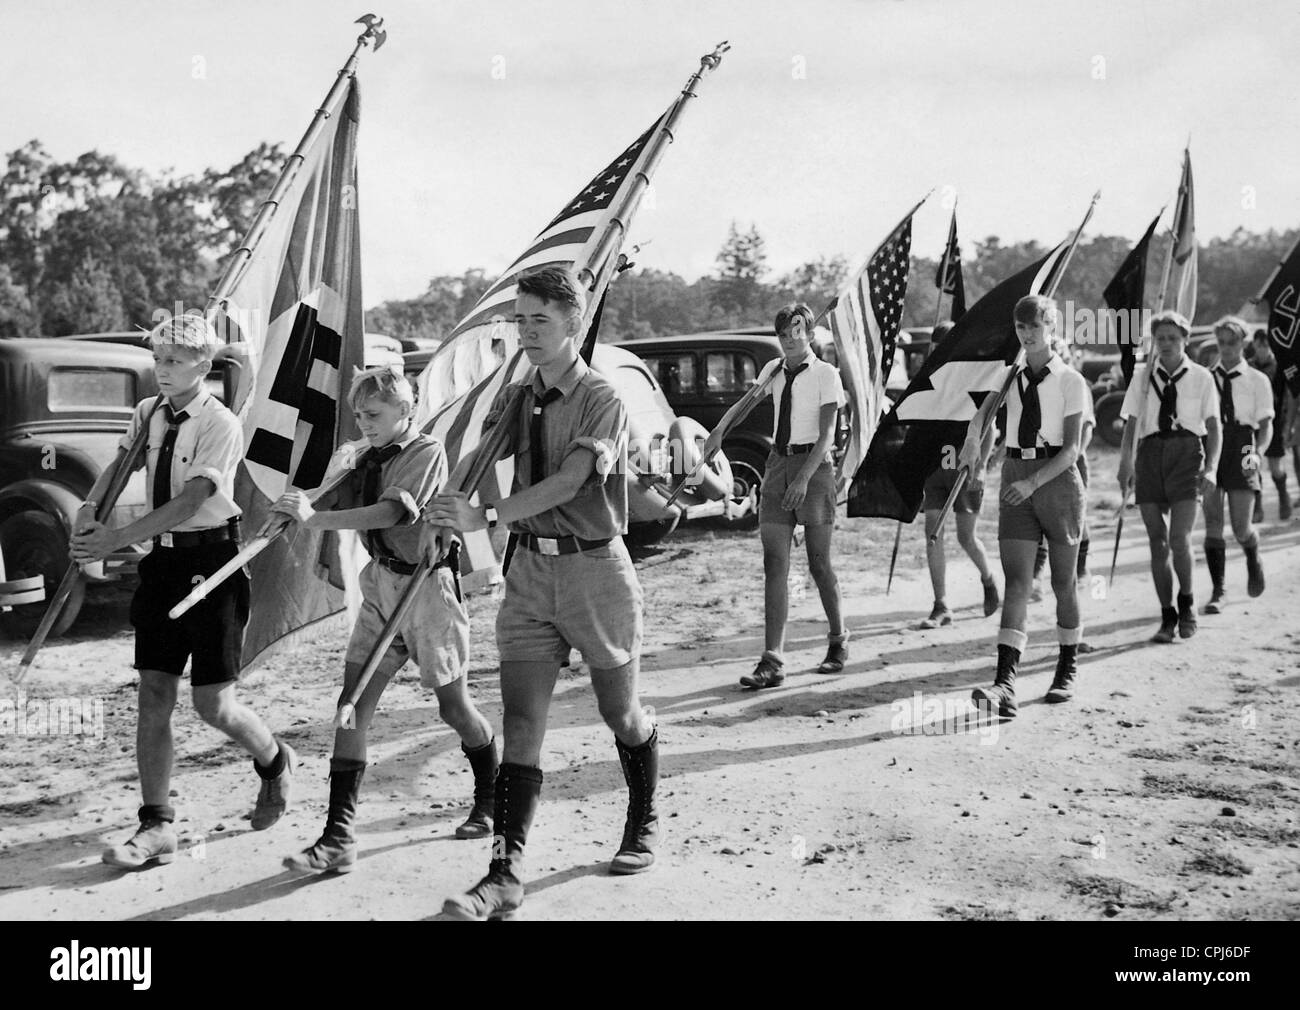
2, 142, 1293, 342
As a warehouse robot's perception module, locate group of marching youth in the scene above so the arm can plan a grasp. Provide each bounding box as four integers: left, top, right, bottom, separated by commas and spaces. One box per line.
742, 295, 1294, 721
71, 265, 660, 922
1118, 312, 1287, 637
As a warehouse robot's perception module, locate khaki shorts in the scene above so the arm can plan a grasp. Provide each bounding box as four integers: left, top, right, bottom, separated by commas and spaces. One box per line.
1135, 432, 1204, 506
760, 453, 837, 527
496, 537, 643, 669
922, 463, 985, 514
344, 561, 469, 688
998, 457, 1085, 545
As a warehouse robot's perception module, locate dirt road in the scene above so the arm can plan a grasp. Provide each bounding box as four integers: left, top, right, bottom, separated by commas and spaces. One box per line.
2, 443, 1298, 920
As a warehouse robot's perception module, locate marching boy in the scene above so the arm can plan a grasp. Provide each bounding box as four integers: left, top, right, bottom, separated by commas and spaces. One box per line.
424, 265, 658, 921
72, 313, 295, 868
1201, 317, 1273, 612
960, 296, 1088, 715
1117, 310, 1221, 642
272, 366, 497, 874
702, 302, 848, 689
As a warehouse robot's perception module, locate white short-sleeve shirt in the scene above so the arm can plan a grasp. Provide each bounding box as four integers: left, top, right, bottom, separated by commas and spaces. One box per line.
1119, 356, 1219, 439
1212, 364, 1275, 429
1004, 355, 1089, 450
118, 389, 243, 531
764, 354, 846, 445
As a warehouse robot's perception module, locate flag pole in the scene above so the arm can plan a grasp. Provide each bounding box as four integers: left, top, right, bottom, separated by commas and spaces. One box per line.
13, 395, 166, 681
574, 41, 730, 295
900, 200, 959, 588
338, 46, 731, 722
154, 16, 390, 622
664, 192, 931, 510
933, 201, 956, 329
928, 190, 1100, 544
203, 14, 387, 324
1120, 149, 1191, 491
13, 16, 389, 681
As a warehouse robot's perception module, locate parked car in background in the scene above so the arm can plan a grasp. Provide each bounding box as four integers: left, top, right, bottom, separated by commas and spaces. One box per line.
0, 338, 159, 637
402, 342, 744, 545
614, 330, 777, 506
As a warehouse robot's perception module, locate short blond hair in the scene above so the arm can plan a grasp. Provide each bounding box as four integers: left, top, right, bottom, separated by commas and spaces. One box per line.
348, 365, 414, 411
148, 311, 221, 360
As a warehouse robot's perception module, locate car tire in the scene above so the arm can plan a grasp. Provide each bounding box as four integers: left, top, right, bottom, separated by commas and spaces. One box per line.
724, 444, 766, 522
0, 511, 84, 639
1095, 391, 1126, 449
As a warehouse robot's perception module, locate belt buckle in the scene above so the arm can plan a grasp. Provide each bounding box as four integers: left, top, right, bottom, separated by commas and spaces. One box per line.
537, 536, 561, 557
159, 532, 173, 548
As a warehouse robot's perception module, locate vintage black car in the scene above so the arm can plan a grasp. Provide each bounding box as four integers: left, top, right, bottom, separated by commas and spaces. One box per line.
0, 338, 161, 636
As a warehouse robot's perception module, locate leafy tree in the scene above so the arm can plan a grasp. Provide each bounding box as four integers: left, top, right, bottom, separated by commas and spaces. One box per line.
0, 263, 38, 337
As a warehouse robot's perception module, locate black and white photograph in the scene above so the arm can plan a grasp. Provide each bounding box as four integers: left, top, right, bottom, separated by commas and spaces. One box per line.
0, 0, 1296, 960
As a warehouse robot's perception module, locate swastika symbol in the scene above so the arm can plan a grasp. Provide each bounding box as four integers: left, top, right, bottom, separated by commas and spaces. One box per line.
1270, 284, 1300, 351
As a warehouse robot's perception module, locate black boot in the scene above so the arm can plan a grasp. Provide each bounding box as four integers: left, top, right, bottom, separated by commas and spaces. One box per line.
455, 737, 498, 840
284, 759, 365, 874
1152, 606, 1179, 643
441, 762, 541, 921
1277, 475, 1293, 521
1046, 644, 1078, 703
1204, 538, 1227, 613
611, 726, 660, 875
1177, 592, 1197, 639
971, 644, 1019, 718
1243, 535, 1265, 598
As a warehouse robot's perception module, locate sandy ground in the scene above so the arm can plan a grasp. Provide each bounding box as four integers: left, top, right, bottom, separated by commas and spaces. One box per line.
2, 442, 1298, 921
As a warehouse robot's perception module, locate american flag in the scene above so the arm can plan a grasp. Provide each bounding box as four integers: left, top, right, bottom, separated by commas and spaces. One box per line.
414, 111, 667, 424
412, 109, 670, 589
827, 212, 914, 501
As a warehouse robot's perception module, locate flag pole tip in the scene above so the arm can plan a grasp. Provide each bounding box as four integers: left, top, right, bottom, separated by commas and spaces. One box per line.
355, 13, 387, 50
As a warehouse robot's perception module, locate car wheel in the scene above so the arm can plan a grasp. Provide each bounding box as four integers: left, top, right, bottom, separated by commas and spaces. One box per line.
725, 446, 766, 508
1095, 391, 1125, 449
0, 511, 84, 639
626, 512, 681, 548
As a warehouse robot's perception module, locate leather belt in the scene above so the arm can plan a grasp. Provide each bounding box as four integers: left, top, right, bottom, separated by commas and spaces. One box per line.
1007, 446, 1060, 460
374, 551, 458, 578
375, 544, 462, 603
775, 443, 814, 457
516, 532, 613, 556
154, 518, 240, 550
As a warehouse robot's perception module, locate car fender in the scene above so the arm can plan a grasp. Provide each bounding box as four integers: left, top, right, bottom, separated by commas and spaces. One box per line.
0, 478, 84, 535
669, 416, 732, 501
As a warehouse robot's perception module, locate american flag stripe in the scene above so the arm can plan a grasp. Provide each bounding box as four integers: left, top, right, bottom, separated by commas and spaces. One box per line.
828, 214, 914, 501
409, 109, 670, 586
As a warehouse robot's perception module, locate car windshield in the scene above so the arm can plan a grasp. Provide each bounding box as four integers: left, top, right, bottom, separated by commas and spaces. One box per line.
704, 352, 756, 393
47, 368, 135, 410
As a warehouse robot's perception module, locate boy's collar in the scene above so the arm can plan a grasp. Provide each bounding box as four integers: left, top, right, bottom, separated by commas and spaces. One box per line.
165, 385, 210, 413
374, 421, 418, 452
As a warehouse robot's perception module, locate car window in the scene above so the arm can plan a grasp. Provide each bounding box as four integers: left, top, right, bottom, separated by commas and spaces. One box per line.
645, 353, 695, 397
47, 368, 135, 410
704, 352, 757, 394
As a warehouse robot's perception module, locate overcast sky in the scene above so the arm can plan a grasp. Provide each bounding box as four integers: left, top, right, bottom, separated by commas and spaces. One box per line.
4, 0, 1297, 306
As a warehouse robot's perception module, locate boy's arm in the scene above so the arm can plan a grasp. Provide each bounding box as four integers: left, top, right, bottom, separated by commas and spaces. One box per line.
74, 447, 129, 533
71, 477, 216, 561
